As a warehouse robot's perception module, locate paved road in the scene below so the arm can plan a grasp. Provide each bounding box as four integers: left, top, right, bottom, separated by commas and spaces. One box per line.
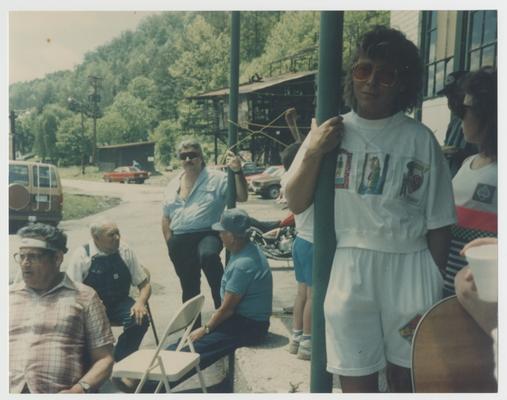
9, 177, 294, 352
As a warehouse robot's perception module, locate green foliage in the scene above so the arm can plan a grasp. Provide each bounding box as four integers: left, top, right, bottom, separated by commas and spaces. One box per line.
55, 114, 91, 165
14, 110, 37, 154
128, 76, 157, 101
169, 15, 230, 97
101, 92, 157, 144
241, 11, 319, 80
151, 119, 179, 165
9, 10, 391, 167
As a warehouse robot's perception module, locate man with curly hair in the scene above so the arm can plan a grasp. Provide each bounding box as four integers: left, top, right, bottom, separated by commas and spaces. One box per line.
285, 26, 455, 392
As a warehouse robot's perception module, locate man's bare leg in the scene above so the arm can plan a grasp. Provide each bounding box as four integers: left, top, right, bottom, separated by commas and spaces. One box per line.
339, 372, 379, 393
386, 363, 412, 392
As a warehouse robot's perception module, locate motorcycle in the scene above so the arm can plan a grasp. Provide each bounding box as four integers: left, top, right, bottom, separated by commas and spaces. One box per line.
249, 213, 296, 261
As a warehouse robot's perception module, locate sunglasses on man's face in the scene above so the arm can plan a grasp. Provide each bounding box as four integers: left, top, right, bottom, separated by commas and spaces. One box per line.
179, 152, 200, 161
352, 62, 398, 87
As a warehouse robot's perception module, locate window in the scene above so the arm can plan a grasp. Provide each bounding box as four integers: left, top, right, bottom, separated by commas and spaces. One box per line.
422, 11, 454, 98
467, 10, 497, 69
32, 166, 58, 188
9, 165, 29, 186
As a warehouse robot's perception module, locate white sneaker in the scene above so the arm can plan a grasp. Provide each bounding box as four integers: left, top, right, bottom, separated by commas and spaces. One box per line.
297, 339, 311, 360
287, 335, 301, 354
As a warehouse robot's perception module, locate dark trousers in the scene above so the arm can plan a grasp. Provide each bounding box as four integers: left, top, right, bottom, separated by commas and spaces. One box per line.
107, 297, 149, 361
167, 231, 224, 325
157, 314, 269, 390
191, 314, 269, 370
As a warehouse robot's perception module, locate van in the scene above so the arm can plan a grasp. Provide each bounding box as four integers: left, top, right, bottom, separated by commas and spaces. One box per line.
9, 161, 63, 233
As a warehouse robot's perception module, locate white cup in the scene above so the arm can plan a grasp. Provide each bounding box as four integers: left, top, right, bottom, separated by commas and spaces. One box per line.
464, 243, 498, 303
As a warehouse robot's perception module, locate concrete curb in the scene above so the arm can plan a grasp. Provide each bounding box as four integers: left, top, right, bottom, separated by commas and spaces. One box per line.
234, 314, 343, 393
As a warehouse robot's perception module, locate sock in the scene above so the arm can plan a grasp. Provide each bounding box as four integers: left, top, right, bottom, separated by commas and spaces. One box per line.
301, 334, 311, 342
291, 330, 302, 341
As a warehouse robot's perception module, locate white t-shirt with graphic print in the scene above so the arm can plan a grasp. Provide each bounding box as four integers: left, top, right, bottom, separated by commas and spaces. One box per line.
290, 111, 456, 254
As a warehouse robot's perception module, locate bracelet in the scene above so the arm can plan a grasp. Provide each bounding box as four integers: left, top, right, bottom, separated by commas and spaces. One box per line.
204, 324, 211, 334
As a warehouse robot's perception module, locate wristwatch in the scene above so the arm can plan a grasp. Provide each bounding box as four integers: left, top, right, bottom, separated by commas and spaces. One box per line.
232, 169, 242, 175
78, 381, 92, 393
204, 324, 211, 334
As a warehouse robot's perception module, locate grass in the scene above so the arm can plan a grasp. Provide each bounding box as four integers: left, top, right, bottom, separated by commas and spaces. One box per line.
58, 165, 104, 181
63, 193, 121, 220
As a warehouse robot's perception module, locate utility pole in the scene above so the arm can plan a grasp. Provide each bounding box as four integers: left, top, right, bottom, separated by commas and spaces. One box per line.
67, 97, 88, 175
88, 75, 102, 164
9, 111, 17, 160
311, 11, 343, 393
226, 11, 240, 211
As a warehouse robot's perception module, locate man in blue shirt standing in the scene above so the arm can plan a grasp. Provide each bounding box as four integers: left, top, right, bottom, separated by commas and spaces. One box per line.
162, 139, 248, 326
186, 208, 273, 369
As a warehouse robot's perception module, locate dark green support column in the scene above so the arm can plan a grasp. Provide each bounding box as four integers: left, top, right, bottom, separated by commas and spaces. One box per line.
227, 11, 240, 210
311, 11, 343, 393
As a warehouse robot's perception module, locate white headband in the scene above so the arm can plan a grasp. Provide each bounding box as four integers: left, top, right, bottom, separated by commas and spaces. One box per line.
19, 238, 58, 252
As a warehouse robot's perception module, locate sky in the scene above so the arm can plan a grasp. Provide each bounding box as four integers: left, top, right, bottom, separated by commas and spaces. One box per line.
9, 11, 161, 84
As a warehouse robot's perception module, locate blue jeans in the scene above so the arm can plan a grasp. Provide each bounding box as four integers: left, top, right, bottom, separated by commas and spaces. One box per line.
191, 314, 269, 370
107, 297, 149, 361
162, 314, 269, 388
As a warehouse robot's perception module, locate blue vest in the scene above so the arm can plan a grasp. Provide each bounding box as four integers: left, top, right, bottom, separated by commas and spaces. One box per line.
83, 246, 132, 309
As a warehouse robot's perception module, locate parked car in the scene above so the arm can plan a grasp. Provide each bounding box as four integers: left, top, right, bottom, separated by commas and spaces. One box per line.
241, 162, 265, 177
246, 165, 283, 186
249, 165, 285, 199
103, 166, 150, 184
9, 161, 63, 233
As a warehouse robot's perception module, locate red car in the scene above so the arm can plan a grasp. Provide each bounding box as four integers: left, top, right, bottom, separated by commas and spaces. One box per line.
103, 166, 150, 184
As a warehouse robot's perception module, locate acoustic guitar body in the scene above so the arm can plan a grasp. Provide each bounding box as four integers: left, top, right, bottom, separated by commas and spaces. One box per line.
411, 295, 497, 393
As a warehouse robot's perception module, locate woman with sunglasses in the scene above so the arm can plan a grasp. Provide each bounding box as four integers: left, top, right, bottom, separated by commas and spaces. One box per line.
285, 26, 455, 392
161, 138, 248, 324
443, 67, 497, 298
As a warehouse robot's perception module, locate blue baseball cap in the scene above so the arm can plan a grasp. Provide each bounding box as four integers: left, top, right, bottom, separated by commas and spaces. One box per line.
212, 208, 251, 236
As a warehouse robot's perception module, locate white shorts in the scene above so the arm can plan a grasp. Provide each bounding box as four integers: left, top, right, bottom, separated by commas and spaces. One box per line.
323, 247, 443, 376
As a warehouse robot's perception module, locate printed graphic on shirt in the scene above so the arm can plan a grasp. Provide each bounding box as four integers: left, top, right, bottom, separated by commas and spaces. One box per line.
335, 150, 352, 189
357, 153, 390, 195
399, 313, 422, 344
399, 160, 429, 203
472, 183, 496, 204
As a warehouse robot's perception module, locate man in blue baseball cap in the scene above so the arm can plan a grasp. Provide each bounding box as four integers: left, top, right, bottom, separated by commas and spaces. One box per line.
179, 208, 273, 371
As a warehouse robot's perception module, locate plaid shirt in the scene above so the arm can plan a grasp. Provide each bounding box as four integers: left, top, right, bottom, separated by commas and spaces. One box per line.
9, 273, 114, 393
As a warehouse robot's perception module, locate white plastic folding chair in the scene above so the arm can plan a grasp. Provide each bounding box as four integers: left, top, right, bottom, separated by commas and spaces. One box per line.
112, 294, 206, 393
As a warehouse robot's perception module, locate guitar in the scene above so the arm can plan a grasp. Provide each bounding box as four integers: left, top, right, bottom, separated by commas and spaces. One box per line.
411, 295, 497, 393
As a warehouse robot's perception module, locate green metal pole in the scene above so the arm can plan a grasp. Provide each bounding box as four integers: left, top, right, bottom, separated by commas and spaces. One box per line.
227, 11, 240, 210
311, 11, 343, 393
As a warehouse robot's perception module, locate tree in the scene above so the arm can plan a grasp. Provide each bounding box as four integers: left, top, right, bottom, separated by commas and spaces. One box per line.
33, 107, 62, 161
56, 114, 91, 166
241, 11, 320, 81
96, 111, 128, 145
128, 76, 156, 101
151, 119, 179, 165
99, 92, 156, 144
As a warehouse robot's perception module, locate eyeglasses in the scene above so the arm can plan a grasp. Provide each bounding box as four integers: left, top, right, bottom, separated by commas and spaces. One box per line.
179, 152, 200, 161
352, 62, 398, 87
13, 251, 50, 264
